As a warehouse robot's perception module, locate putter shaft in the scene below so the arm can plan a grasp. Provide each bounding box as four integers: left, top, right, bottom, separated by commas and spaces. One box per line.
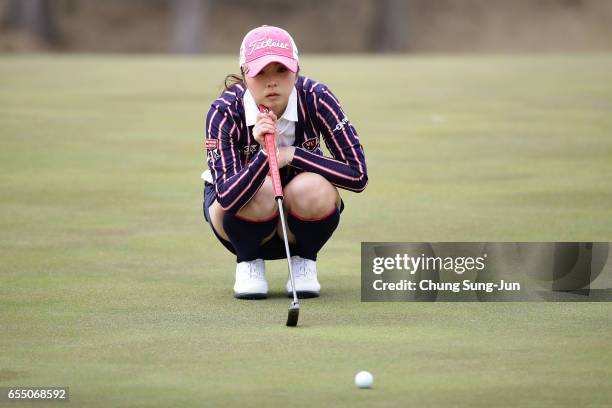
277, 198, 299, 305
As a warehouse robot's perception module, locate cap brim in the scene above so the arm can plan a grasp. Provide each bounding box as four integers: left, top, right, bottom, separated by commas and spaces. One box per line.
246, 55, 298, 78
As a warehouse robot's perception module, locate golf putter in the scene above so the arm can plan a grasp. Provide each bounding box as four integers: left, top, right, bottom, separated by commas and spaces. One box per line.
259, 105, 300, 327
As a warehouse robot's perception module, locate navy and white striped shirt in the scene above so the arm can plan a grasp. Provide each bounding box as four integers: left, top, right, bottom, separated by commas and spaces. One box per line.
204, 76, 368, 214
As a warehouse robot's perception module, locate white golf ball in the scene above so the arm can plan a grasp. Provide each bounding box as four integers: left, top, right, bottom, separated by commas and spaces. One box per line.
354, 371, 373, 388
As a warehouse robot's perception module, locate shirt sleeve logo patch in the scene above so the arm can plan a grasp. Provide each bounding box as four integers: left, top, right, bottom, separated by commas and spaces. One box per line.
205, 138, 218, 151
302, 138, 319, 151
333, 117, 350, 132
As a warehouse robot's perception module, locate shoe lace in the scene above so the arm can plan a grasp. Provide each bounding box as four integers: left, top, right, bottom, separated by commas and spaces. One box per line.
294, 258, 310, 279
248, 262, 263, 280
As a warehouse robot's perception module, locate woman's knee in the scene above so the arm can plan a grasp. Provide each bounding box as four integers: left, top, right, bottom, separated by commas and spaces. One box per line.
284, 172, 339, 219
236, 176, 278, 221
209, 200, 230, 241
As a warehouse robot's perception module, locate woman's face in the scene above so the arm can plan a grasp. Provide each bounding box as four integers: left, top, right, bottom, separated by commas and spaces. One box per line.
244, 62, 297, 117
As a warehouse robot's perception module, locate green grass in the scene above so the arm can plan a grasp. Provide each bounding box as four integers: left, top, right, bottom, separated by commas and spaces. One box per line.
1, 53, 611, 407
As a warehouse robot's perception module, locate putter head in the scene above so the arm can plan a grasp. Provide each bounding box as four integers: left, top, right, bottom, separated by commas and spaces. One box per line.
286, 301, 300, 327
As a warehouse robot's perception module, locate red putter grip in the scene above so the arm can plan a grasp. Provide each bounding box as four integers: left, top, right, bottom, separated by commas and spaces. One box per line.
259, 105, 284, 199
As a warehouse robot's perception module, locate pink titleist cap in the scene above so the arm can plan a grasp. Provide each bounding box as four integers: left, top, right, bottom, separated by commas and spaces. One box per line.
239, 25, 299, 77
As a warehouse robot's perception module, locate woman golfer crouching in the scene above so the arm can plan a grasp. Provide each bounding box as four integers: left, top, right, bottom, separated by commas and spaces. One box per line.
202, 26, 368, 299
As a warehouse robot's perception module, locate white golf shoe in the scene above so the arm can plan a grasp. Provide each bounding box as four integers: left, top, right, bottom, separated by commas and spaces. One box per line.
233, 259, 268, 299
286, 256, 321, 298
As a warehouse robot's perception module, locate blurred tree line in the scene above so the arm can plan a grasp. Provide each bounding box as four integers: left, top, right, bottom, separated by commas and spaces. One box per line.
1, 0, 611, 53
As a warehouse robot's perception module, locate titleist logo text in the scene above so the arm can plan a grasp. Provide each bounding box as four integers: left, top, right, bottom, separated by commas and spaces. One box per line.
248, 38, 289, 55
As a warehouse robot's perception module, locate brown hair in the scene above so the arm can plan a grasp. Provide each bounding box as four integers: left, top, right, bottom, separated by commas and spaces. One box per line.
223, 69, 244, 91
222, 66, 246, 92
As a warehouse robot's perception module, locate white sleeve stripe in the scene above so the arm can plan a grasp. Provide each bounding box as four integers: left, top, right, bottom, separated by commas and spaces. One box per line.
207, 109, 218, 138
217, 115, 228, 182
229, 123, 238, 175
323, 90, 340, 106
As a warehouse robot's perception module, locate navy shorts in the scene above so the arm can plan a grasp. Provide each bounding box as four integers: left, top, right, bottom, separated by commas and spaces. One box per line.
202, 182, 344, 260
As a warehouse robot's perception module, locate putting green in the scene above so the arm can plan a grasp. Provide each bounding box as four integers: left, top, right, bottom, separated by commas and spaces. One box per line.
1, 54, 611, 407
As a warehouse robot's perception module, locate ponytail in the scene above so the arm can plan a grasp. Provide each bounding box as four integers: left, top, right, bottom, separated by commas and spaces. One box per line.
222, 66, 246, 93
224, 73, 243, 91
